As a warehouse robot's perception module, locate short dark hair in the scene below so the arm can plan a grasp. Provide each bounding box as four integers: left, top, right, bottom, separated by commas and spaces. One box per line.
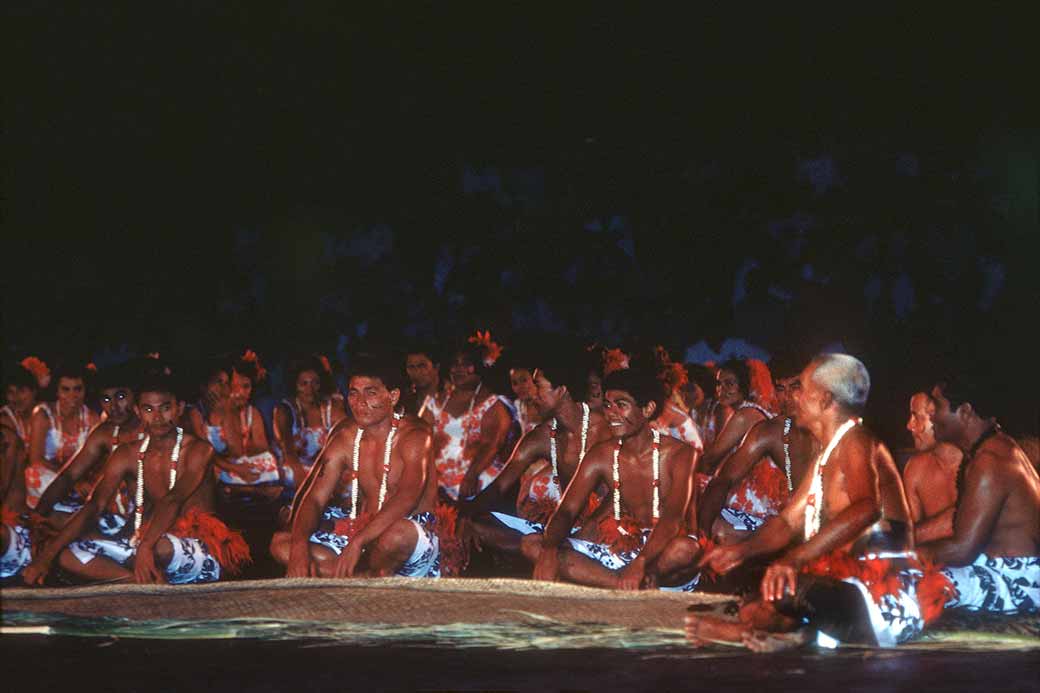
349, 353, 405, 394
4, 363, 38, 392
405, 341, 440, 366
934, 375, 998, 421
685, 363, 716, 398
768, 352, 804, 381
603, 362, 666, 421
51, 361, 91, 385
95, 359, 144, 392
136, 371, 181, 401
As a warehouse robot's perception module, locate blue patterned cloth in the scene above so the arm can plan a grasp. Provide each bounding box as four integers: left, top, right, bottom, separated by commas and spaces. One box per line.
0, 523, 32, 578
309, 506, 441, 578
68, 532, 221, 584
942, 554, 1040, 614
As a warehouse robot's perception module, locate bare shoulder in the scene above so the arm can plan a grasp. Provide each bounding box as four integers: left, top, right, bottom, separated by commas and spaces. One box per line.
327, 418, 358, 446
660, 433, 692, 457
903, 451, 933, 479
398, 416, 433, 449
106, 442, 137, 472
182, 434, 215, 465
87, 420, 116, 443
581, 438, 616, 469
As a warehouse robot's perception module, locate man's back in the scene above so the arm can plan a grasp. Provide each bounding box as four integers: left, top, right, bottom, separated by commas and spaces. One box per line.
973, 433, 1040, 557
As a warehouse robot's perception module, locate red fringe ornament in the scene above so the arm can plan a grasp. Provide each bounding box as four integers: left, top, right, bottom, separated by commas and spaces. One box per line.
603, 349, 631, 376
20, 356, 50, 387
916, 562, 956, 624
160, 508, 252, 576
747, 359, 776, 412
467, 330, 503, 367
1, 506, 20, 528
594, 514, 644, 554
434, 503, 468, 576
333, 511, 372, 541
240, 349, 267, 383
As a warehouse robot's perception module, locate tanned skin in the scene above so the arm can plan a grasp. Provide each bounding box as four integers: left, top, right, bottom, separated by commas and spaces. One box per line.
271, 375, 436, 578
273, 368, 348, 487
35, 385, 143, 519
23, 390, 216, 585
918, 385, 1040, 566
696, 368, 768, 476
903, 392, 961, 544
686, 359, 912, 650
521, 388, 696, 591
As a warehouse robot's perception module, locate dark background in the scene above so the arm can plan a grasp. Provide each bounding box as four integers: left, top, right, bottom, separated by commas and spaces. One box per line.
4, 5, 1038, 445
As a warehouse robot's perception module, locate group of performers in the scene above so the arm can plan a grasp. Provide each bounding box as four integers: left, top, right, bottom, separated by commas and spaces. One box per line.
2, 333, 1038, 651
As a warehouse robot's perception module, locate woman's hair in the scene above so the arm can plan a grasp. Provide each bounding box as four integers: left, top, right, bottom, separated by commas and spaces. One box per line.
716, 358, 752, 400
286, 354, 336, 398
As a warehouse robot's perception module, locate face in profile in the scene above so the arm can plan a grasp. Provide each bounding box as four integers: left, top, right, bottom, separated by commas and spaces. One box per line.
792, 364, 826, 430
773, 376, 801, 418
928, 385, 961, 446
715, 369, 743, 408
906, 393, 937, 451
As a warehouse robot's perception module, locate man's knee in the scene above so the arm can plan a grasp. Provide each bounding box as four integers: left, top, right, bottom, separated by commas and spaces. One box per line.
57, 547, 86, 574
153, 536, 174, 567
658, 536, 699, 573
373, 519, 417, 559
520, 534, 542, 562
270, 531, 291, 564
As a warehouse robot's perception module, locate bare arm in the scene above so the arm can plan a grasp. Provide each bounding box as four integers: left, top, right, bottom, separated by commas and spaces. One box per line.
1, 427, 27, 511
35, 425, 110, 515
245, 406, 270, 455
273, 404, 306, 483
641, 444, 694, 571
23, 449, 131, 581
903, 455, 927, 523
915, 506, 955, 543
459, 400, 513, 498
289, 431, 348, 552
918, 453, 1006, 566
696, 408, 765, 476
467, 425, 548, 514
697, 422, 771, 533
27, 407, 51, 469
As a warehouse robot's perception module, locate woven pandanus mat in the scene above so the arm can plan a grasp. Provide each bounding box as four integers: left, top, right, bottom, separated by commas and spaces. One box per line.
1, 578, 732, 628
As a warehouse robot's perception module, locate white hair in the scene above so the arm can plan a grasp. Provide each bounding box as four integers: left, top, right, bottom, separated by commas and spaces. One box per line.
811, 353, 870, 414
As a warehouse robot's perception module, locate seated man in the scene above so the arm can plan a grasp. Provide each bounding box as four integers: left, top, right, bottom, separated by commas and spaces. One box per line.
465, 352, 612, 552
271, 355, 441, 579
1, 399, 31, 581
918, 379, 1040, 614
689, 354, 922, 649
521, 362, 697, 590
903, 392, 961, 544
23, 372, 249, 585
34, 360, 146, 531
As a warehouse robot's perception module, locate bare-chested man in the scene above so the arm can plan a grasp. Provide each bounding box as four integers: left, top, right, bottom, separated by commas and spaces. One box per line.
918, 380, 1040, 614
1, 364, 36, 580
688, 354, 920, 649
903, 392, 962, 544
271, 355, 441, 578
23, 372, 249, 585
521, 364, 697, 591
34, 360, 146, 529
464, 352, 613, 553
26, 362, 100, 510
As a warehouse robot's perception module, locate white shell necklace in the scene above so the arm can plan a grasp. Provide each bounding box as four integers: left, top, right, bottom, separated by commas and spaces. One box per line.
349, 412, 403, 520
782, 417, 794, 492
611, 428, 662, 524
804, 418, 859, 541
132, 426, 184, 545
548, 402, 590, 497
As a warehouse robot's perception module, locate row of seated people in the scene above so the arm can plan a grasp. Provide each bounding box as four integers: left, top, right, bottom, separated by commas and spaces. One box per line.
2, 342, 1037, 652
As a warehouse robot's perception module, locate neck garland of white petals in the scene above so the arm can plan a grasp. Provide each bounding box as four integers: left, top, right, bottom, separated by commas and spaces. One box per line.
804, 417, 860, 541
132, 426, 184, 546
611, 428, 661, 530
350, 412, 404, 520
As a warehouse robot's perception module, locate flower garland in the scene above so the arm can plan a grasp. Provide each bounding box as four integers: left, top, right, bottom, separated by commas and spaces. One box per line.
548, 402, 591, 497
296, 397, 333, 432
50, 402, 90, 461
599, 429, 662, 553
132, 426, 184, 546
349, 412, 403, 521
1, 405, 27, 444
804, 418, 859, 542
782, 416, 794, 492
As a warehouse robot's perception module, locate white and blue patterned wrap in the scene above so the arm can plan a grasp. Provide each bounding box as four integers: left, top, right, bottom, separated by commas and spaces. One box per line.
839, 563, 926, 647
309, 506, 441, 578
558, 527, 699, 592
0, 523, 32, 579
941, 554, 1040, 614
68, 532, 222, 584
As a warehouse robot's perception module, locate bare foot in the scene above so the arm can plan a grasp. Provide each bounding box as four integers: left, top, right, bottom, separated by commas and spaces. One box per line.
742, 628, 811, 653
684, 613, 748, 648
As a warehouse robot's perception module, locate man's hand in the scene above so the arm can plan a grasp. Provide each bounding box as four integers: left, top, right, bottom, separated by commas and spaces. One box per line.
22, 556, 52, 586
697, 542, 748, 576
532, 546, 560, 582
617, 556, 646, 591
334, 541, 364, 578
133, 546, 166, 584
286, 544, 315, 578
761, 561, 799, 602
458, 472, 481, 501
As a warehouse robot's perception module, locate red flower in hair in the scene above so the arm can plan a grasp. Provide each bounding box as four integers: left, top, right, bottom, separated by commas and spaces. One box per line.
318, 354, 332, 374
603, 348, 630, 376
20, 356, 50, 388
747, 359, 775, 410
86, 362, 97, 373
241, 349, 267, 383
467, 330, 503, 367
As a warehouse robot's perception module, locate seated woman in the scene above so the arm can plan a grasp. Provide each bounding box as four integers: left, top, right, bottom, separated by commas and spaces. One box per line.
695, 358, 775, 482
25, 361, 99, 513
650, 347, 704, 452
188, 352, 280, 503
273, 354, 348, 498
